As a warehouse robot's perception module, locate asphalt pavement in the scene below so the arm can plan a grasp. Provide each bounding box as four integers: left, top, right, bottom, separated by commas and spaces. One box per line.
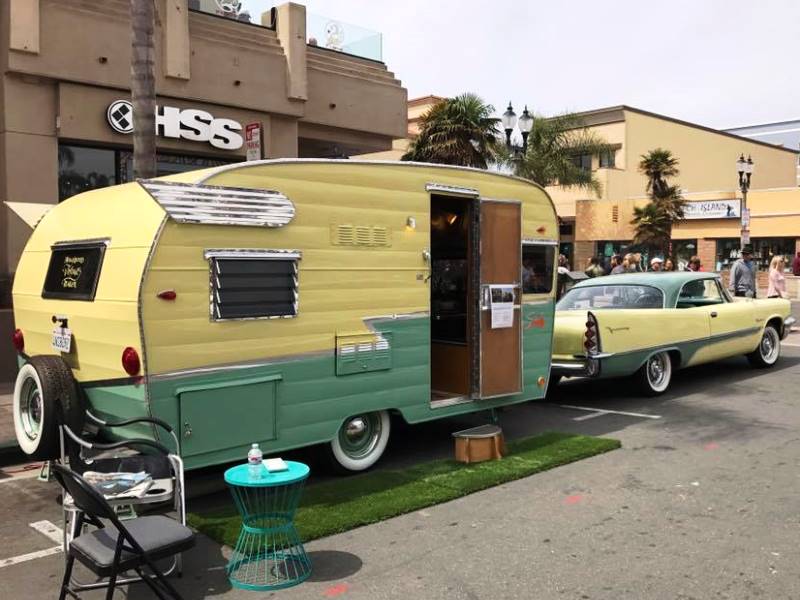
1, 339, 800, 599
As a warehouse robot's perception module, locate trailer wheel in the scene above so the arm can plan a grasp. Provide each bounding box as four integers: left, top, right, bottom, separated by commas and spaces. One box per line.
13, 356, 84, 460
327, 411, 391, 473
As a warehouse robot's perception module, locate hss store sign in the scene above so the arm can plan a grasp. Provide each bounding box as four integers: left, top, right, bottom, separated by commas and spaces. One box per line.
106, 100, 244, 150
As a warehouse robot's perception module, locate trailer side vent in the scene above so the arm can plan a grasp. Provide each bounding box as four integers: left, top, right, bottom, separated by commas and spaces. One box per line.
204, 250, 301, 321
331, 223, 392, 247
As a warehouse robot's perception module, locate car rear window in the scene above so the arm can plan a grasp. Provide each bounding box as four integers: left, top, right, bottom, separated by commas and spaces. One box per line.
42, 241, 107, 301
557, 284, 663, 310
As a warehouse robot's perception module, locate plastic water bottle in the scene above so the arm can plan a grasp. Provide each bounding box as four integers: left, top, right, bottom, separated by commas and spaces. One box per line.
247, 443, 263, 479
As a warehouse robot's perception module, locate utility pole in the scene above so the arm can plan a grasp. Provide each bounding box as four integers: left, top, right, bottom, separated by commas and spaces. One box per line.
131, 0, 157, 179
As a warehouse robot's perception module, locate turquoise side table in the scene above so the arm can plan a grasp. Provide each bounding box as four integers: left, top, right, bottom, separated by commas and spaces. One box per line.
223, 461, 311, 591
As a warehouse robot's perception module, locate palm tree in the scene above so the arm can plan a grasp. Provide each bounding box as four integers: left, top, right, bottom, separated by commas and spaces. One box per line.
502, 112, 613, 195
631, 149, 686, 258
131, 0, 157, 178
402, 93, 500, 169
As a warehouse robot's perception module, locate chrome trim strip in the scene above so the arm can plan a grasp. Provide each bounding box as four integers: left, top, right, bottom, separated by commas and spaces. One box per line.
149, 349, 334, 382
139, 181, 295, 228
609, 326, 762, 358
573, 352, 614, 359
52, 237, 111, 248
425, 182, 480, 197
203, 249, 302, 261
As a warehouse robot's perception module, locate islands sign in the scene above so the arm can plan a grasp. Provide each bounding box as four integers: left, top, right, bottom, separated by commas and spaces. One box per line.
683, 199, 741, 220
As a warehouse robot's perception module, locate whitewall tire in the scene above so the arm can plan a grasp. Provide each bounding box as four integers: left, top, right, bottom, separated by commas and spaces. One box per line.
637, 351, 672, 396
328, 410, 391, 473
747, 326, 781, 368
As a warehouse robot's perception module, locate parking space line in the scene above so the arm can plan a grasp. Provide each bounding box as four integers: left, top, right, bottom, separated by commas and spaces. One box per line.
560, 404, 662, 420
29, 520, 63, 545
572, 411, 607, 422
0, 545, 62, 569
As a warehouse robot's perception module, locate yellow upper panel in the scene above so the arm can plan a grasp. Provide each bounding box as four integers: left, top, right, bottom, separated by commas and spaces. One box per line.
13, 183, 166, 381
142, 161, 557, 374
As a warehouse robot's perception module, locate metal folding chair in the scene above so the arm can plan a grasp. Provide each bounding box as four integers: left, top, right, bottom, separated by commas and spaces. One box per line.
58, 410, 186, 593
52, 463, 194, 600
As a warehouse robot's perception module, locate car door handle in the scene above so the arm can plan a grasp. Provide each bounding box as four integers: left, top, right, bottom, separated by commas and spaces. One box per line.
710, 311, 718, 318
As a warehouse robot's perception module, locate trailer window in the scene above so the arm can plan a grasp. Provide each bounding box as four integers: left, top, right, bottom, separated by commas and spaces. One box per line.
207, 251, 300, 320
42, 241, 107, 301
522, 244, 555, 294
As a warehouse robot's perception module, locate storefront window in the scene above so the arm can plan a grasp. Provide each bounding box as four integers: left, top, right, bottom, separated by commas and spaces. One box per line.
716, 237, 795, 271
118, 152, 231, 182
59, 144, 236, 202
672, 240, 697, 271
58, 145, 116, 201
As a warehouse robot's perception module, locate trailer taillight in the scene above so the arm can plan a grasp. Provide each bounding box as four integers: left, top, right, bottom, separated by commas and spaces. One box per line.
584, 313, 600, 355
121, 347, 141, 376
12, 329, 24, 353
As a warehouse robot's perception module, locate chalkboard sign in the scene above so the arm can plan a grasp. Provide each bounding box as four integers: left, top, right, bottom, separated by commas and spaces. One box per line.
42, 242, 106, 301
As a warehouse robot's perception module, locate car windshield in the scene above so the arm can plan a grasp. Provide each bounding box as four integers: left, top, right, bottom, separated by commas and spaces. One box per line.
556, 284, 664, 310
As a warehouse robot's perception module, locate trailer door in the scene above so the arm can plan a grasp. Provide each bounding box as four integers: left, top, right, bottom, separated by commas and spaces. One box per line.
479, 199, 522, 398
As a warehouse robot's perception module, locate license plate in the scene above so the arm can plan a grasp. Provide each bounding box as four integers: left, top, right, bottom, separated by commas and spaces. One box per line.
52, 328, 72, 353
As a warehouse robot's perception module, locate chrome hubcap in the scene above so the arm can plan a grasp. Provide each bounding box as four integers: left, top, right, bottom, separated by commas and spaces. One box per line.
760, 329, 780, 363
20, 378, 42, 442
647, 354, 669, 388
339, 414, 382, 459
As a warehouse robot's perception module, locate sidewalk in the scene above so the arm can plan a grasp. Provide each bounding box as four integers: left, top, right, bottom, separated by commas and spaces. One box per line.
0, 382, 15, 451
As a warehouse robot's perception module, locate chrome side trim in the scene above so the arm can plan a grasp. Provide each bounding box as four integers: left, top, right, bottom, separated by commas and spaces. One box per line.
52, 237, 111, 248
139, 180, 295, 228
551, 361, 587, 371
573, 352, 614, 359
522, 238, 559, 246
425, 182, 480, 197
203, 249, 301, 261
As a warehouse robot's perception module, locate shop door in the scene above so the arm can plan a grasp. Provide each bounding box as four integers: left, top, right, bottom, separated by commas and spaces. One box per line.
479, 200, 522, 398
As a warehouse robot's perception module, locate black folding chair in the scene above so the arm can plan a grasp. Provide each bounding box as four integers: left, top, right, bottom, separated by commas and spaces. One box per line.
58, 410, 187, 593
52, 463, 195, 600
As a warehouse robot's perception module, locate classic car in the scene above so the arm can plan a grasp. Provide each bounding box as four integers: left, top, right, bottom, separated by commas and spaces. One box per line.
550, 271, 796, 396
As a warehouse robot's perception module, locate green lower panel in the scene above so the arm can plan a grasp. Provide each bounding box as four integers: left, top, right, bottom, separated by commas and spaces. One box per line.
84, 383, 152, 441
141, 308, 555, 470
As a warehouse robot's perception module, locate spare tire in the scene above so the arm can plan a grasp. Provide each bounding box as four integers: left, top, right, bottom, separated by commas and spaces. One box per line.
13, 356, 85, 460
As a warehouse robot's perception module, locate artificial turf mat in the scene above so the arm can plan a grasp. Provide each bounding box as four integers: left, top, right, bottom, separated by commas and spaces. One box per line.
189, 431, 620, 546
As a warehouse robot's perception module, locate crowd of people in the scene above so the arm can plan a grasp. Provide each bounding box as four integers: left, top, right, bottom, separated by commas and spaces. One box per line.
574, 252, 705, 278
556, 245, 798, 300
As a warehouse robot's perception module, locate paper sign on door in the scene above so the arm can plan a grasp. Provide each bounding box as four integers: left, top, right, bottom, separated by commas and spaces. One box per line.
489, 285, 515, 329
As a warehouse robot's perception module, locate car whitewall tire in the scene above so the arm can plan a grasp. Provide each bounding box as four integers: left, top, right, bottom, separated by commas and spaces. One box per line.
328, 410, 391, 473
638, 351, 672, 396
747, 325, 781, 368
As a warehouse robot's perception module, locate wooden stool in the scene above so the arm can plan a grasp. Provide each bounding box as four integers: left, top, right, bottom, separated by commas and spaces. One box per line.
452, 424, 505, 464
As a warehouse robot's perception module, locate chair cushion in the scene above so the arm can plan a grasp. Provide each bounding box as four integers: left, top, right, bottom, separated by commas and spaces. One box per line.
70, 515, 195, 576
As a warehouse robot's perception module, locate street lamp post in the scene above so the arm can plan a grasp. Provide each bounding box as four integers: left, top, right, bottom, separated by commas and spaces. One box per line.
736, 154, 754, 249
502, 102, 533, 155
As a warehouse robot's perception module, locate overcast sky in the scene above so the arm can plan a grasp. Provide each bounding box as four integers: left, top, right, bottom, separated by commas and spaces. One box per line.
267, 0, 800, 131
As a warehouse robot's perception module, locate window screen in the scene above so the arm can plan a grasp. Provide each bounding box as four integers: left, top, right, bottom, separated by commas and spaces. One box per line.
42, 241, 107, 301
522, 244, 555, 294
208, 252, 300, 320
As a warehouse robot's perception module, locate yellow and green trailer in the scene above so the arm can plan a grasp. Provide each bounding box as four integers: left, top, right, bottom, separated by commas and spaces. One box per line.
11, 160, 560, 471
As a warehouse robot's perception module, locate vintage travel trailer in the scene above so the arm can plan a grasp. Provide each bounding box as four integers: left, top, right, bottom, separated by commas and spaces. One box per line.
11, 160, 559, 471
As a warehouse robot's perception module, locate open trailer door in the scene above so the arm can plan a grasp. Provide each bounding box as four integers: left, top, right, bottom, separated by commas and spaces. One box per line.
479, 199, 522, 398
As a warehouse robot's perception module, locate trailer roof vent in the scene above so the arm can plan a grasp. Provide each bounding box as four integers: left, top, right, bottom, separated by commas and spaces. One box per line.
140, 181, 295, 228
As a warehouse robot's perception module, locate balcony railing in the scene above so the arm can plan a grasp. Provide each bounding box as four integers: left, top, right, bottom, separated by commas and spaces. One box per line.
307, 13, 383, 62
188, 0, 275, 28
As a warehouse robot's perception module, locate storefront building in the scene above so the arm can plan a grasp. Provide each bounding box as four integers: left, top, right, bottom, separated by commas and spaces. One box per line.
546, 106, 800, 277
0, 0, 407, 381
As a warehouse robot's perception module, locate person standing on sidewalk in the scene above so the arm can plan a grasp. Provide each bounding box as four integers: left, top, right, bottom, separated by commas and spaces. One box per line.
767, 255, 787, 299
728, 245, 757, 298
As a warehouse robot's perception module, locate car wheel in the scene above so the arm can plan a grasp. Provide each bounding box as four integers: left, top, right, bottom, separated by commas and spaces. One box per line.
747, 325, 781, 368
326, 410, 391, 473
13, 356, 84, 460
636, 351, 672, 396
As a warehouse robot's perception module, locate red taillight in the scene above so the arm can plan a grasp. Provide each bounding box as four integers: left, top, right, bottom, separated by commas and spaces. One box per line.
584, 313, 599, 355
12, 329, 24, 353
121, 347, 141, 376
157, 289, 177, 301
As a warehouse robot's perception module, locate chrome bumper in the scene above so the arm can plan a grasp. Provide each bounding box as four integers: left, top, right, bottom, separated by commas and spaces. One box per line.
551, 353, 613, 378
783, 316, 797, 340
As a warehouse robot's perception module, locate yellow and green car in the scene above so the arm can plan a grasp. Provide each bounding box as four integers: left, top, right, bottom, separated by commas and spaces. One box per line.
11, 160, 560, 472
551, 272, 795, 396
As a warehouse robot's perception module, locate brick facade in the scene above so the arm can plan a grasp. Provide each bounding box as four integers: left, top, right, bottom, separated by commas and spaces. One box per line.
696, 238, 716, 271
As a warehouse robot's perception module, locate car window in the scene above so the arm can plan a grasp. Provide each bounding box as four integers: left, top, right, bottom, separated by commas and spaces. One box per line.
677, 279, 724, 308
556, 284, 663, 310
